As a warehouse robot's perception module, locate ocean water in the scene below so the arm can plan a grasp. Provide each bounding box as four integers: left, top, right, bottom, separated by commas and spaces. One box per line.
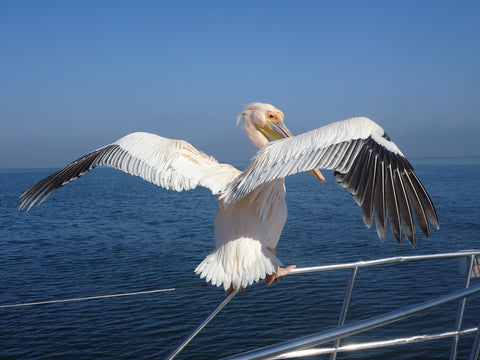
1, 160, 479, 359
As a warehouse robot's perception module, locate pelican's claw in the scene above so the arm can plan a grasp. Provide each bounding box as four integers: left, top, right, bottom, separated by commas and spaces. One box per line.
265, 265, 296, 286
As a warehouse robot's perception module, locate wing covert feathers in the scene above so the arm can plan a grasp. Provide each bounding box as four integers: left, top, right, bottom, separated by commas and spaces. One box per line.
18, 132, 239, 211
221, 117, 439, 246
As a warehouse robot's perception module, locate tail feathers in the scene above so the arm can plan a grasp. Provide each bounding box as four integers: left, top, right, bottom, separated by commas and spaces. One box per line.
194, 238, 283, 291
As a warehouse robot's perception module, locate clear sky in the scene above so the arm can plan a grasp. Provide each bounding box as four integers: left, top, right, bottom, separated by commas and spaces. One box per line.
1, 0, 479, 167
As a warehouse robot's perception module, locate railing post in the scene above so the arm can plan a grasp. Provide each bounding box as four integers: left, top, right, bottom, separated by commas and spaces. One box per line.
330, 265, 358, 360
469, 321, 480, 360
450, 254, 475, 360
165, 290, 238, 360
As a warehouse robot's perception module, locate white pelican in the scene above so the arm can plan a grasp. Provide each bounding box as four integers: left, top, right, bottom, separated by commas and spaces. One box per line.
18, 103, 439, 292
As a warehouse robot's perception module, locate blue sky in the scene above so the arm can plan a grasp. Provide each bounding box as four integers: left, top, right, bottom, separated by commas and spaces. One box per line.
1, 1, 479, 167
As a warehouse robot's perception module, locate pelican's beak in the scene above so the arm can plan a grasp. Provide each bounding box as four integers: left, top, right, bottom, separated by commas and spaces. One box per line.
308, 168, 326, 184
258, 115, 326, 184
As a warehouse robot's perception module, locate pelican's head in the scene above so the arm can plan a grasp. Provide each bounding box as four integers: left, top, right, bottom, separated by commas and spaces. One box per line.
237, 102, 326, 183
237, 102, 290, 148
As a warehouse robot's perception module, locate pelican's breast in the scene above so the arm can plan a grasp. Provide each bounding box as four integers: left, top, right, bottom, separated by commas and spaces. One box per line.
215, 178, 287, 249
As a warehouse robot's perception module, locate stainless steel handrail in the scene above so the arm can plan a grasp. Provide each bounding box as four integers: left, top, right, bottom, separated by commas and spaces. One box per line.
289, 251, 480, 275
165, 250, 480, 360
222, 285, 480, 360
275, 327, 479, 359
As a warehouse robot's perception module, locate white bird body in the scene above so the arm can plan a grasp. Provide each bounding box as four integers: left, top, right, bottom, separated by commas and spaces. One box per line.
18, 103, 439, 292
196, 179, 287, 290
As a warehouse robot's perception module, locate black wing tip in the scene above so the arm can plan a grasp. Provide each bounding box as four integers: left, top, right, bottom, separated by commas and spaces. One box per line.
17, 199, 30, 212
337, 136, 440, 248
17, 188, 41, 212
16, 147, 112, 212
17, 185, 52, 212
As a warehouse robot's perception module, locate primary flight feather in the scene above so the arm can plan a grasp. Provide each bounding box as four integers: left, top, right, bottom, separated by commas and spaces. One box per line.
19, 102, 439, 291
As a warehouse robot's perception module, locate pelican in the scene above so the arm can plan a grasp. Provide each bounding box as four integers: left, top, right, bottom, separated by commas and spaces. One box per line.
18, 103, 439, 292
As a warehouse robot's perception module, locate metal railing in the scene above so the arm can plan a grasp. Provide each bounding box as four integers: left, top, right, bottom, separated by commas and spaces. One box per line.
166, 250, 480, 360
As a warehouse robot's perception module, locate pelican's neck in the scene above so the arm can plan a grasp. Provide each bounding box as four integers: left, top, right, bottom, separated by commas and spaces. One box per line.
243, 123, 269, 148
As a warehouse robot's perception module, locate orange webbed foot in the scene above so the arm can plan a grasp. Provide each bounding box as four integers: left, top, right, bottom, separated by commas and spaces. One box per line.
265, 247, 296, 286
265, 265, 296, 286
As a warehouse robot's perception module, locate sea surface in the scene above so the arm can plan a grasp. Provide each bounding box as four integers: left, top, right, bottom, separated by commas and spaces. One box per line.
1, 159, 479, 359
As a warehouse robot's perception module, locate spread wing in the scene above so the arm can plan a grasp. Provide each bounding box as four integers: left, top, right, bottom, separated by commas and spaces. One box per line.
19, 132, 240, 211
221, 117, 439, 246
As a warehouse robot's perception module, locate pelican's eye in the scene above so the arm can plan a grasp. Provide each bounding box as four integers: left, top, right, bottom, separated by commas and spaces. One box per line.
265, 111, 284, 124
266, 112, 276, 121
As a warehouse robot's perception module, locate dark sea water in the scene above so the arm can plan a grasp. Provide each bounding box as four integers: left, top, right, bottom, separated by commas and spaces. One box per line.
1, 160, 479, 359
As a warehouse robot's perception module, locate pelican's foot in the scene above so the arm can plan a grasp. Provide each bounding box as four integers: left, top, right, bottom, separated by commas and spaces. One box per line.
265, 265, 296, 286
265, 247, 296, 286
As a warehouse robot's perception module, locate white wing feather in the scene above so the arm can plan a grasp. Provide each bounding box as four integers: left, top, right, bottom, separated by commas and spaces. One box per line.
221, 117, 396, 203
19, 132, 239, 210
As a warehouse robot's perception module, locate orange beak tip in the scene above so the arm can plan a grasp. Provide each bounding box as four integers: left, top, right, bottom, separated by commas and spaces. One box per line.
309, 169, 326, 184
